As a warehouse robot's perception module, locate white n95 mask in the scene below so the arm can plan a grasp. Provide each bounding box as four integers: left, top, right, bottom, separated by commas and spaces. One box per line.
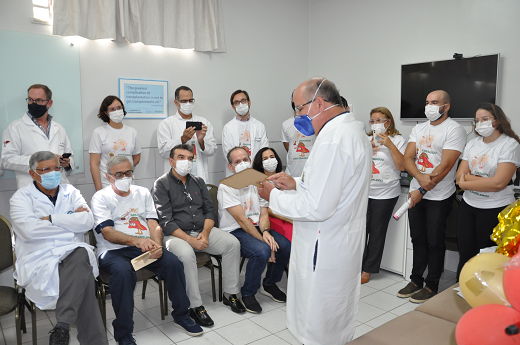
371, 123, 387, 135
235, 104, 249, 116
173, 159, 193, 176
235, 161, 251, 173
114, 177, 132, 192
180, 102, 195, 115
262, 158, 278, 172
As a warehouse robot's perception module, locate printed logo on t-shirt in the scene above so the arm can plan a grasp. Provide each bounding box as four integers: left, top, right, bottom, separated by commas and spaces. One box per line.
470, 154, 490, 176
243, 197, 253, 212
292, 132, 311, 160
417, 152, 434, 172
113, 139, 128, 151
419, 135, 435, 149
120, 208, 149, 238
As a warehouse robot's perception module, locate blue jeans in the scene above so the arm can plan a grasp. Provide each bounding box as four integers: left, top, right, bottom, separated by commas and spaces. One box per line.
99, 246, 190, 341
231, 227, 291, 297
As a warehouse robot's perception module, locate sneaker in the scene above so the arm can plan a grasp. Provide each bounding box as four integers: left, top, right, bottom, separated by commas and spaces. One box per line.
261, 284, 286, 303
190, 306, 214, 327
118, 334, 137, 345
174, 317, 204, 336
409, 287, 437, 304
242, 295, 262, 313
397, 282, 421, 298
223, 294, 246, 313
49, 326, 70, 345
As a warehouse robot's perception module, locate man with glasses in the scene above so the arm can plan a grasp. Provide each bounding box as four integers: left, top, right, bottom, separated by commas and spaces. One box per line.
2, 84, 74, 189
217, 147, 291, 313
91, 155, 203, 345
398, 90, 466, 303
152, 144, 244, 326
222, 89, 269, 177
157, 86, 217, 182
257, 78, 372, 344
10, 151, 107, 345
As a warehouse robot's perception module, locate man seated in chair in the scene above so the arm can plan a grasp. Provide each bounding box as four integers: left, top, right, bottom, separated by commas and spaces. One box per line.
91, 156, 203, 345
151, 144, 244, 327
217, 147, 291, 313
10, 151, 108, 345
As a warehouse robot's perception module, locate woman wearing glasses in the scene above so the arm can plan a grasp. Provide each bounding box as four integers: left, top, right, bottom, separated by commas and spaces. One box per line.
361, 107, 406, 284
455, 103, 520, 277
89, 96, 141, 190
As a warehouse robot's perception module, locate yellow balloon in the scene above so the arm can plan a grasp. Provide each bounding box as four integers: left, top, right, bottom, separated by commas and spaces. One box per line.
460, 253, 510, 308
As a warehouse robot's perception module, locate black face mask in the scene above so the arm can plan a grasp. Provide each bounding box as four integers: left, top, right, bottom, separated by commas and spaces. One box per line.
28, 103, 48, 118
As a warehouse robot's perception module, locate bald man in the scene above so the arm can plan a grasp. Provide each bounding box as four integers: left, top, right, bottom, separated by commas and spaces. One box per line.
398, 90, 466, 303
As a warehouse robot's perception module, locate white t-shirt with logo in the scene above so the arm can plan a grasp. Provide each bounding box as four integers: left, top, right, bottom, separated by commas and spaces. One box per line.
281, 117, 315, 177
368, 134, 407, 199
462, 134, 520, 209
217, 183, 268, 232
237, 118, 252, 157
409, 118, 467, 200
91, 185, 157, 257
89, 124, 142, 187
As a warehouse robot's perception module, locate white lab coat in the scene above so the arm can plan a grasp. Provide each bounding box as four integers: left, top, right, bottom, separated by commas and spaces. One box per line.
1, 113, 74, 189
157, 111, 217, 182
269, 113, 372, 345
10, 183, 97, 310
222, 116, 269, 177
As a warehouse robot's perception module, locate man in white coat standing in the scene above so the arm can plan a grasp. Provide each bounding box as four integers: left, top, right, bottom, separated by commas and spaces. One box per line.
10, 151, 107, 345
258, 78, 372, 345
222, 89, 269, 177
157, 86, 217, 182
2, 84, 74, 189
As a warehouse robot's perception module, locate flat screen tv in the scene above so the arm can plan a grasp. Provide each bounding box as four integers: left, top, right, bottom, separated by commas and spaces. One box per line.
400, 54, 499, 121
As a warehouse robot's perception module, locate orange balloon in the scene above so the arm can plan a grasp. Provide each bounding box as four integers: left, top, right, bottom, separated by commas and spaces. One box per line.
504, 254, 520, 311
459, 253, 510, 307
456, 304, 520, 345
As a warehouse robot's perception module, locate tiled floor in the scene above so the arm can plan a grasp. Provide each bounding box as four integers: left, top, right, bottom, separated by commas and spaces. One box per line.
0, 266, 457, 344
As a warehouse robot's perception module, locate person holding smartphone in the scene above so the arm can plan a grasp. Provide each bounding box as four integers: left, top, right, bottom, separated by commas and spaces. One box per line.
157, 86, 217, 182
456, 103, 520, 278
89, 95, 141, 191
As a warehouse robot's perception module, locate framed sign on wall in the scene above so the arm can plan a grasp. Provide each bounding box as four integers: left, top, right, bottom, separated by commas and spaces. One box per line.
119, 78, 168, 119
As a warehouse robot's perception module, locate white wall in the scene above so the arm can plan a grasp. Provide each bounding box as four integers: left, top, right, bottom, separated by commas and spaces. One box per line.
308, 0, 520, 140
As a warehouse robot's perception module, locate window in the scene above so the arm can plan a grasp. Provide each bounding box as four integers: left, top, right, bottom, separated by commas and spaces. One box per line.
32, 0, 53, 25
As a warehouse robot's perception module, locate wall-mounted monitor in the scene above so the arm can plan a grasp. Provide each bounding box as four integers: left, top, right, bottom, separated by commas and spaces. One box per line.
400, 54, 499, 121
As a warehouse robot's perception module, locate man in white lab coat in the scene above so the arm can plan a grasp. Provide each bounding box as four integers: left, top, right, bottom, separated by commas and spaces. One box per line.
10, 151, 107, 345
2, 84, 74, 189
222, 89, 269, 177
258, 78, 372, 345
157, 86, 217, 182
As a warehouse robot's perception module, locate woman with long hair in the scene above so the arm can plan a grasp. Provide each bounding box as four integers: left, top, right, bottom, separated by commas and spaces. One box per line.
362, 107, 407, 283
456, 103, 520, 278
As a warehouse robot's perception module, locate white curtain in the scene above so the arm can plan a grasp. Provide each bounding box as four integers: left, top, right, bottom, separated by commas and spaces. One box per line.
53, 0, 226, 52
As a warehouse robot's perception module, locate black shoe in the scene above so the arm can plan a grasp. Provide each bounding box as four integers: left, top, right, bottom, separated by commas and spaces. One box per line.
409, 287, 437, 304
397, 282, 422, 298
190, 306, 214, 327
49, 326, 70, 345
118, 333, 137, 345
242, 295, 262, 313
223, 294, 246, 313
261, 284, 286, 303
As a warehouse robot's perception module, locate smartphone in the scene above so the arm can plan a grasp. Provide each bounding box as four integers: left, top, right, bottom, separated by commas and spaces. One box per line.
186, 121, 203, 130
62, 153, 72, 159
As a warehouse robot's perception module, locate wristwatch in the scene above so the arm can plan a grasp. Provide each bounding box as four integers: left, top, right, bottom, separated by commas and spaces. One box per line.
262, 229, 270, 234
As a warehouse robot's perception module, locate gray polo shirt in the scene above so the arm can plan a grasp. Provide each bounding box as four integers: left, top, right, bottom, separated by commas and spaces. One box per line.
152, 170, 217, 236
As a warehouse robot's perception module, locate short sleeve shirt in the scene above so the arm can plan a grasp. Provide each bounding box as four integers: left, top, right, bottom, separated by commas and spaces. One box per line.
281, 117, 315, 177
369, 134, 407, 199
409, 118, 467, 200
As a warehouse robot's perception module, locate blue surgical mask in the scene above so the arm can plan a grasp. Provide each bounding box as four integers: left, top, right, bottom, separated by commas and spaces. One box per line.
36, 170, 61, 189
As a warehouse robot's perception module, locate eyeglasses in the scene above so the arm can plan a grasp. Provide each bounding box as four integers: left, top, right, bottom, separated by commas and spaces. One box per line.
294, 100, 314, 115
26, 98, 49, 105
369, 119, 388, 124
35, 166, 62, 173
177, 99, 195, 104
108, 105, 123, 112
110, 170, 133, 179
233, 98, 248, 107
473, 116, 496, 124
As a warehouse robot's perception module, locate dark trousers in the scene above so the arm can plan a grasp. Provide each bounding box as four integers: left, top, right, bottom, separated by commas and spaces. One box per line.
56, 247, 108, 345
456, 198, 503, 278
408, 193, 455, 292
98, 246, 190, 341
362, 196, 399, 273
231, 227, 291, 297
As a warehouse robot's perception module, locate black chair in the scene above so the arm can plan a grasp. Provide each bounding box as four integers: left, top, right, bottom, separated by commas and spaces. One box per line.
89, 231, 168, 329
0, 215, 23, 345
206, 184, 224, 302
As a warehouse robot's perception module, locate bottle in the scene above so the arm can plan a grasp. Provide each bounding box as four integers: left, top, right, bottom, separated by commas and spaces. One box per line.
393, 187, 427, 220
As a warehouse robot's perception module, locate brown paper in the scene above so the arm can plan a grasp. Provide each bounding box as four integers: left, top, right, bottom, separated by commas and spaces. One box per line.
219, 169, 268, 189
131, 247, 162, 271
